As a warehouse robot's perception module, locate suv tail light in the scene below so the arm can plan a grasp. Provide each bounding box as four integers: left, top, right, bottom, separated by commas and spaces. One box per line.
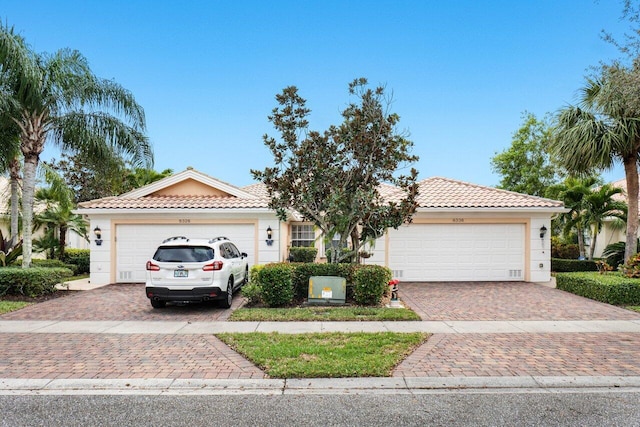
146, 261, 160, 271
203, 261, 223, 271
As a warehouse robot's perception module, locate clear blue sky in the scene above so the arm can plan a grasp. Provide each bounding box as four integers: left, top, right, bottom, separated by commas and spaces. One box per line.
2, 0, 631, 187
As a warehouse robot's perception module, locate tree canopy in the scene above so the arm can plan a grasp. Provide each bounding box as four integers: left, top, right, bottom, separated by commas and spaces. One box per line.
252, 78, 419, 263
491, 112, 560, 197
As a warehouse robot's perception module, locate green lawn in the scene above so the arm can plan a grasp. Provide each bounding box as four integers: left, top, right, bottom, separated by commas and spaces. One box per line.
627, 306, 640, 313
218, 332, 428, 378
230, 306, 420, 321
0, 301, 30, 314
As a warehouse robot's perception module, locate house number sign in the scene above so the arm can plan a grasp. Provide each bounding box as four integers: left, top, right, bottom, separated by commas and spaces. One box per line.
178, 219, 191, 224
452, 218, 464, 223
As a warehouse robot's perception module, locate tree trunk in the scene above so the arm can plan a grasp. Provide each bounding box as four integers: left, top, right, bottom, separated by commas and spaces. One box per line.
576, 225, 586, 259
58, 224, 67, 260
8, 157, 20, 248
624, 156, 639, 263
21, 154, 37, 267
589, 226, 598, 261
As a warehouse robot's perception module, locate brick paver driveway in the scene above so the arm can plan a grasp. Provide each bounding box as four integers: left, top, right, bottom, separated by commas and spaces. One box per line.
0, 283, 265, 380
399, 281, 639, 320
1, 283, 240, 321
393, 281, 640, 378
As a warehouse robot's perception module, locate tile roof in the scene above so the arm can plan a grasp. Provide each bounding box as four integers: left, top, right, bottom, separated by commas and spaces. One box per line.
412, 177, 564, 209
77, 195, 270, 210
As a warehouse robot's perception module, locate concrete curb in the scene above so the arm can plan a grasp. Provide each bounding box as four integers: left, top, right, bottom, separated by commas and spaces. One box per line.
1, 376, 639, 395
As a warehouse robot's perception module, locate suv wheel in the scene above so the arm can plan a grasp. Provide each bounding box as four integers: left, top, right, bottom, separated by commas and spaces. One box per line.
221, 277, 233, 309
150, 299, 166, 309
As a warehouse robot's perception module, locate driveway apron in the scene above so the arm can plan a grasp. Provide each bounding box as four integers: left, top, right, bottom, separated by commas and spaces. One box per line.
393, 281, 640, 378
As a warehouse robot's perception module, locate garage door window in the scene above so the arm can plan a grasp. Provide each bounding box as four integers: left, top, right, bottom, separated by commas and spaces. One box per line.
291, 224, 314, 247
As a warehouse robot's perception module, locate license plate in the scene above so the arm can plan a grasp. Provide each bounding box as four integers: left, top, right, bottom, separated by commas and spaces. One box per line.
174, 269, 188, 278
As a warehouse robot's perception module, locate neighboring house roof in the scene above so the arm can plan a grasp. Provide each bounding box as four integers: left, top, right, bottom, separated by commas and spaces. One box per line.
609, 178, 631, 204
76, 169, 565, 213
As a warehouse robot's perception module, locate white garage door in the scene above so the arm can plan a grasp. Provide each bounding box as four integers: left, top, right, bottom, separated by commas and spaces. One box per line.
115, 224, 255, 283
388, 223, 525, 282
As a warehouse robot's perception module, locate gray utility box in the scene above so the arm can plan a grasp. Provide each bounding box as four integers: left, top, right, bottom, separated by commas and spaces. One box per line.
308, 276, 346, 305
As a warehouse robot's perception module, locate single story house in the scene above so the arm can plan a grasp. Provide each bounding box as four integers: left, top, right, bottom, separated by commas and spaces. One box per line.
75, 168, 565, 285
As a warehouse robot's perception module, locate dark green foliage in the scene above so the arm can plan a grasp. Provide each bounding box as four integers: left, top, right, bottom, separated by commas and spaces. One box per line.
257, 263, 295, 307
62, 249, 90, 274
292, 263, 356, 299
551, 258, 598, 272
0, 267, 73, 297
556, 272, 640, 305
603, 241, 637, 268
288, 247, 318, 263
551, 239, 580, 259
30, 259, 78, 275
352, 265, 392, 305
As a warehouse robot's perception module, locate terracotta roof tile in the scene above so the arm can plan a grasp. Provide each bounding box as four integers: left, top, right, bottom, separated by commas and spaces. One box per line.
413, 177, 564, 209
77, 195, 270, 209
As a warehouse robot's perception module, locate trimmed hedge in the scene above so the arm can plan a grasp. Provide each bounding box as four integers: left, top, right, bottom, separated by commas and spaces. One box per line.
257, 263, 295, 307
555, 272, 640, 305
0, 267, 74, 297
31, 259, 78, 275
551, 258, 598, 273
288, 247, 318, 263
352, 265, 393, 306
62, 249, 90, 274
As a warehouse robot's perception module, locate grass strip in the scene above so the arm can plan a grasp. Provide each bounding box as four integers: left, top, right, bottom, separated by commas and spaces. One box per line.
627, 306, 640, 313
0, 301, 30, 314
218, 332, 428, 378
229, 306, 421, 321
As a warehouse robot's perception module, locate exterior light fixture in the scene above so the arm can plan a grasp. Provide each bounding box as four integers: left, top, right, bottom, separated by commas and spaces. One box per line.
539, 225, 547, 239
94, 226, 103, 246
266, 226, 273, 246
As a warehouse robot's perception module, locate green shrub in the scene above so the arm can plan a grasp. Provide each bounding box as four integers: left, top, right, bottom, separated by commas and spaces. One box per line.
620, 252, 640, 278
551, 238, 580, 259
288, 247, 318, 263
31, 258, 78, 275
62, 249, 90, 274
551, 258, 598, 272
352, 265, 392, 305
556, 272, 640, 305
257, 263, 295, 307
0, 267, 74, 297
241, 282, 263, 306
291, 263, 356, 299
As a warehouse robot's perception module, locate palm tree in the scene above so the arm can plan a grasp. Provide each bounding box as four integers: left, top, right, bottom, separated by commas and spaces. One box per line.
546, 177, 598, 259
0, 24, 152, 267
583, 184, 627, 260
552, 62, 640, 263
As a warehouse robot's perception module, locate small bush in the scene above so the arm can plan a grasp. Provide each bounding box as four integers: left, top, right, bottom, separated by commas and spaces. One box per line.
257, 263, 295, 307
0, 267, 74, 297
352, 265, 392, 305
556, 272, 640, 305
620, 252, 640, 278
551, 258, 598, 272
288, 247, 318, 263
551, 238, 580, 259
241, 282, 263, 306
62, 249, 90, 274
31, 259, 78, 275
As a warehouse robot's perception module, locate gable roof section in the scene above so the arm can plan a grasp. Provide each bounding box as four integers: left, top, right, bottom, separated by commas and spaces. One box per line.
411, 177, 564, 209
77, 168, 269, 211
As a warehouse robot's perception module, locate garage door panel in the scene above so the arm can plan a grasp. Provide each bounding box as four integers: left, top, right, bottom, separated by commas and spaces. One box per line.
389, 223, 525, 281
115, 224, 255, 283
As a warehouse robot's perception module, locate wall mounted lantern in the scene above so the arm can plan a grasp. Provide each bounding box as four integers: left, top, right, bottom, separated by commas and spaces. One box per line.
266, 226, 273, 246
94, 226, 103, 246
539, 225, 547, 239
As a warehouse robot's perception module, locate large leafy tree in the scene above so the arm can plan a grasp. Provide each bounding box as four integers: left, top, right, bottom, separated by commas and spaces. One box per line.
551, 61, 640, 263
491, 112, 561, 196
0, 24, 152, 266
252, 78, 419, 263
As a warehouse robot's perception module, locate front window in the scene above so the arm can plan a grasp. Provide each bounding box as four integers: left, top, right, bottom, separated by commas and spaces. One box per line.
291, 224, 315, 247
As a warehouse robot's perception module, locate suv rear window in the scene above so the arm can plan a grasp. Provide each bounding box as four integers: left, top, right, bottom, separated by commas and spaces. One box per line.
153, 246, 214, 263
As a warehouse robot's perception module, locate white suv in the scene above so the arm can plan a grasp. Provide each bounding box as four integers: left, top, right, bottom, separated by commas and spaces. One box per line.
145, 236, 249, 309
